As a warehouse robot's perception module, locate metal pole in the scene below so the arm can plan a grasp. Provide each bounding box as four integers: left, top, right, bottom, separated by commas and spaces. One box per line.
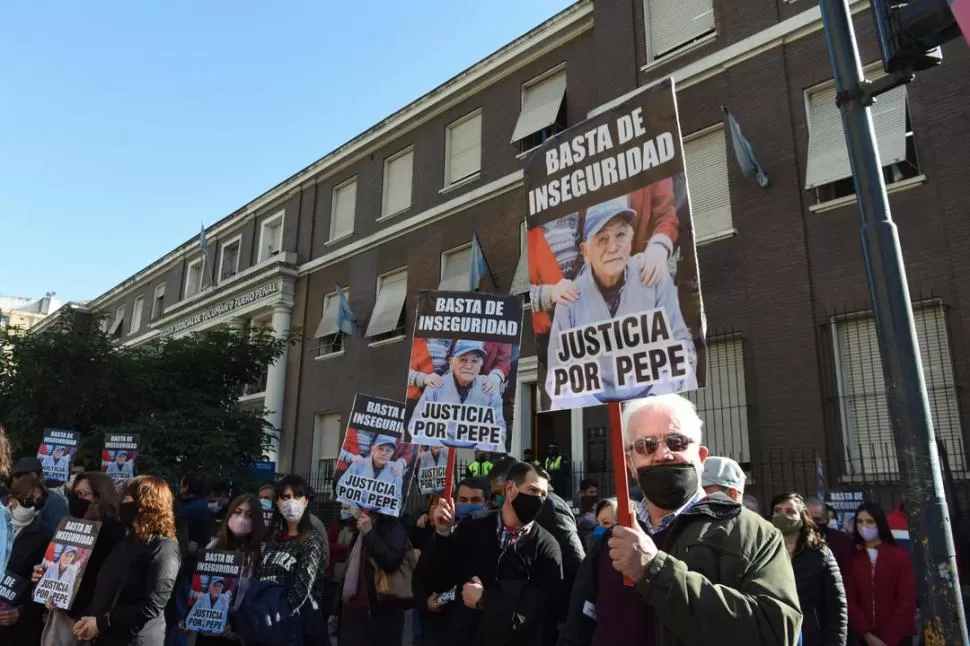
819, 1, 968, 643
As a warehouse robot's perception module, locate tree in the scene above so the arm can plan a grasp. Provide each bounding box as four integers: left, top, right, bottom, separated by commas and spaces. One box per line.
0, 309, 292, 484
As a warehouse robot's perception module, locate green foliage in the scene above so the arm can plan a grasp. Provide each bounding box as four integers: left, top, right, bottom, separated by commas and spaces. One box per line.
0, 310, 292, 484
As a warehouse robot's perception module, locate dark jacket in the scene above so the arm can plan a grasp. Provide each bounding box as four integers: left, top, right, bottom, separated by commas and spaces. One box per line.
39, 489, 70, 533
791, 544, 847, 646
845, 542, 917, 646
69, 516, 127, 618
0, 516, 53, 645
422, 510, 563, 646
561, 493, 802, 646
820, 526, 854, 577
536, 490, 585, 623
338, 515, 409, 646
89, 535, 181, 646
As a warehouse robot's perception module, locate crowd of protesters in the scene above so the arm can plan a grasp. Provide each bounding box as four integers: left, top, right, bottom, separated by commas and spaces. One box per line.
0, 392, 930, 645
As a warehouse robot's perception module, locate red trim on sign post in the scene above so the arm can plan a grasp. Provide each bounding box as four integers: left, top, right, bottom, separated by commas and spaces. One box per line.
608, 400, 635, 587
443, 448, 457, 502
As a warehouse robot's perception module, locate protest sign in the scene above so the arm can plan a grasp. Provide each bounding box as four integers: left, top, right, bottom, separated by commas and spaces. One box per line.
416, 445, 450, 495
33, 517, 101, 610
185, 550, 243, 635
0, 571, 27, 611
37, 429, 80, 483
524, 78, 706, 412
826, 490, 867, 533
102, 433, 139, 487
404, 292, 523, 452
334, 394, 414, 517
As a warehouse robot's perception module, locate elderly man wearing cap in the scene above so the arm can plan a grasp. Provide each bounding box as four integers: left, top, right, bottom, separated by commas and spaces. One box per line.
544, 197, 696, 409
343, 434, 405, 490
701, 456, 746, 503
412, 340, 506, 447
38, 544, 81, 597
105, 451, 134, 479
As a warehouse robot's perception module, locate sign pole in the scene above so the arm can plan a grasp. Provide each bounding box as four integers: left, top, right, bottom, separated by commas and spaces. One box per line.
443, 448, 457, 501
608, 401, 635, 587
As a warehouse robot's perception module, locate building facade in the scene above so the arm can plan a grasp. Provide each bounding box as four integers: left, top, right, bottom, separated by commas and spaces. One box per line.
1, 295, 62, 331
40, 0, 970, 502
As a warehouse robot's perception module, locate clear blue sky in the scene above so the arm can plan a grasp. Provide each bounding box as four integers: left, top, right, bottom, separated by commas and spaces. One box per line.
0, 1, 574, 303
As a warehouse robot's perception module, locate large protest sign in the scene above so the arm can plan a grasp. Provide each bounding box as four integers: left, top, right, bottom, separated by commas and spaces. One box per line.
33, 518, 101, 610
37, 429, 80, 483
0, 571, 27, 611
102, 433, 138, 487
416, 445, 450, 495
334, 394, 414, 517
185, 550, 243, 635
826, 490, 867, 533
404, 292, 523, 452
524, 79, 706, 411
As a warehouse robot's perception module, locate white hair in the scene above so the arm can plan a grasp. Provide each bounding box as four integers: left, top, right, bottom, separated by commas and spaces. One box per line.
621, 394, 704, 447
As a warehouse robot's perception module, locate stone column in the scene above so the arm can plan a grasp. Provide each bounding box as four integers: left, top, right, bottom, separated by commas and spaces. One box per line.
263, 305, 292, 465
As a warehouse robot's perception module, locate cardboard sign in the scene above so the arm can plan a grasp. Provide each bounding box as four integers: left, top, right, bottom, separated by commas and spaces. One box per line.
37, 429, 80, 483
0, 571, 27, 611
102, 433, 139, 487
524, 79, 706, 411
416, 446, 449, 495
33, 518, 101, 610
185, 550, 244, 635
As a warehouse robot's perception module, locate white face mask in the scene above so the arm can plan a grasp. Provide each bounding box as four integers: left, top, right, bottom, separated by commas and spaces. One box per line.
279, 499, 306, 523
11, 504, 39, 524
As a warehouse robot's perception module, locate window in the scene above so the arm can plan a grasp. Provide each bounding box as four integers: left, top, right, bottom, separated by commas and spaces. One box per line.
184, 259, 203, 298
445, 110, 482, 186
685, 338, 750, 465
130, 297, 144, 334
219, 236, 241, 281
258, 211, 284, 261
109, 306, 126, 340
382, 149, 414, 218
832, 304, 964, 477
314, 290, 346, 357
330, 179, 357, 241
684, 126, 732, 241
439, 245, 473, 291
509, 221, 530, 300
643, 0, 715, 62
805, 65, 917, 204
312, 412, 343, 491
0, 315, 9, 328
365, 268, 408, 342
511, 67, 567, 153
151, 284, 166, 321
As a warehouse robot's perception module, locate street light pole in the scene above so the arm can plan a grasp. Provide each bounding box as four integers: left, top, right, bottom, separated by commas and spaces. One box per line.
818, 1, 968, 643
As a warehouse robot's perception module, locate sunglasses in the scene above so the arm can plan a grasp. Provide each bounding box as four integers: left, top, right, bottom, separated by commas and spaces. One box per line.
627, 433, 695, 456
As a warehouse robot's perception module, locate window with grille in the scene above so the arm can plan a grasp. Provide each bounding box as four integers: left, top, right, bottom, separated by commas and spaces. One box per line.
832, 305, 964, 477
312, 412, 343, 493
685, 337, 750, 464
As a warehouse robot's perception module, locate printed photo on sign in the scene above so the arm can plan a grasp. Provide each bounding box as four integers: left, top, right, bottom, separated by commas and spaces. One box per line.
524, 79, 706, 411
416, 445, 449, 495
404, 292, 523, 452
0, 571, 27, 611
185, 550, 243, 635
102, 433, 139, 487
37, 429, 80, 483
33, 518, 101, 610
333, 394, 414, 517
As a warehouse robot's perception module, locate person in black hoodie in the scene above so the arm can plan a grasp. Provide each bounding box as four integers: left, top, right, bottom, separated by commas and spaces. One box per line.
72, 475, 181, 645
423, 460, 563, 646
0, 474, 53, 644
34, 471, 126, 641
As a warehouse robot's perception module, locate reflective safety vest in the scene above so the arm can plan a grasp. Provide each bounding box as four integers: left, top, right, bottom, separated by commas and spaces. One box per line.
468, 460, 494, 476
545, 456, 563, 471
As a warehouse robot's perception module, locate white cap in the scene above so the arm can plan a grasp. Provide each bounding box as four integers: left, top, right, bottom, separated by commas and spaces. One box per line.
701, 456, 746, 494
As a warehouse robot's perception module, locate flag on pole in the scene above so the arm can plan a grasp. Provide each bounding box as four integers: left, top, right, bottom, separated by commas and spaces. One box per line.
815, 453, 826, 503
721, 106, 770, 188
469, 231, 492, 290
336, 284, 358, 336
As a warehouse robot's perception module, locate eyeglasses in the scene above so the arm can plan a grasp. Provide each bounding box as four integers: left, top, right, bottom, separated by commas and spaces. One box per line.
627, 434, 695, 456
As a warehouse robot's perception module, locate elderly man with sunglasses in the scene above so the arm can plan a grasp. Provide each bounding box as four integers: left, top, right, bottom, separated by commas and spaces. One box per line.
560, 394, 801, 646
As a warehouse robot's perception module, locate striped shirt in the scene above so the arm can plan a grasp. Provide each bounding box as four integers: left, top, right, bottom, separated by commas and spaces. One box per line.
496, 514, 534, 551
636, 490, 706, 535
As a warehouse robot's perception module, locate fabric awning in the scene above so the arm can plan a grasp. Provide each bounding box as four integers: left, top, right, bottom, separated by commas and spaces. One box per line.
510, 71, 567, 144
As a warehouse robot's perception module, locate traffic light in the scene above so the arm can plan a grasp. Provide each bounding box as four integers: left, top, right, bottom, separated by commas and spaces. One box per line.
871, 0, 963, 73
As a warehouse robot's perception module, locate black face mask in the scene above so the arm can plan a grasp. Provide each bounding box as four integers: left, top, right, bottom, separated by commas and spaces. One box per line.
509, 490, 543, 525
636, 463, 698, 511
68, 494, 91, 519
119, 501, 138, 528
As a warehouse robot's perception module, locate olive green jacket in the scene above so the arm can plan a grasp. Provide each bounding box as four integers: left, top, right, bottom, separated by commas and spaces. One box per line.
637, 492, 803, 645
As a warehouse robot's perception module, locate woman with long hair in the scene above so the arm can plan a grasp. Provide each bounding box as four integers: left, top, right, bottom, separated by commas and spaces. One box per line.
770, 492, 847, 646
191, 492, 265, 645
0, 474, 53, 644
257, 475, 328, 645
72, 475, 181, 645
35, 471, 126, 644
845, 501, 917, 646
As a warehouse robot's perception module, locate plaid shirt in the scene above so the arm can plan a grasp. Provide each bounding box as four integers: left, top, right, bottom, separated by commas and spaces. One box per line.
637, 490, 705, 535
496, 513, 534, 550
